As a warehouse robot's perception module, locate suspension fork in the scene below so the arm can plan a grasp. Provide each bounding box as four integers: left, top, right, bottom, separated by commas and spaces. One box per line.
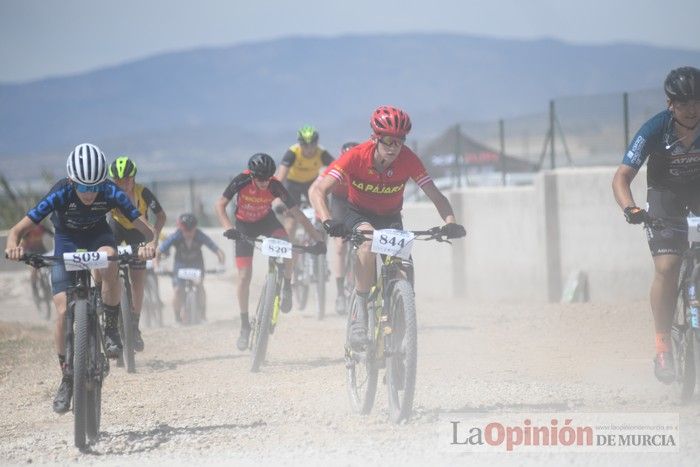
65, 270, 90, 371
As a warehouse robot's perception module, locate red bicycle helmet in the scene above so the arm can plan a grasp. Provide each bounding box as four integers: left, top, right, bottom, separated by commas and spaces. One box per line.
370, 106, 412, 137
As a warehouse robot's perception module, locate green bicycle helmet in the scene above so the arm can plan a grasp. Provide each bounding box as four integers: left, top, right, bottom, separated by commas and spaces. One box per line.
108, 156, 137, 179
297, 125, 319, 145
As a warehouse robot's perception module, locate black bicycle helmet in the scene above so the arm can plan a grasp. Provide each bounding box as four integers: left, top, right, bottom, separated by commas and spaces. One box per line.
177, 213, 197, 230
248, 153, 276, 179
664, 66, 700, 101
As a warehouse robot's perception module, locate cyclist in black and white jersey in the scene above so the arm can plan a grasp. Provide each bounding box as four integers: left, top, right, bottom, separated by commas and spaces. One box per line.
612, 66, 700, 383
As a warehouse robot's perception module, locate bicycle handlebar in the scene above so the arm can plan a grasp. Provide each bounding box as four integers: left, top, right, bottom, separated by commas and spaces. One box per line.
344, 226, 455, 246
7, 252, 146, 269
223, 229, 325, 254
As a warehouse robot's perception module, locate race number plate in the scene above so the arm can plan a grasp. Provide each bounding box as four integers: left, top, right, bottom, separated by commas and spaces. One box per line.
117, 245, 133, 255
261, 238, 293, 259
177, 268, 202, 282
63, 251, 109, 271
371, 229, 415, 260
688, 217, 700, 243
302, 207, 316, 221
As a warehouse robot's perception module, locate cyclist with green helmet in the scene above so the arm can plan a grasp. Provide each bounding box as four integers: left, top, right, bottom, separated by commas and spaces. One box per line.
108, 156, 167, 351
276, 125, 335, 228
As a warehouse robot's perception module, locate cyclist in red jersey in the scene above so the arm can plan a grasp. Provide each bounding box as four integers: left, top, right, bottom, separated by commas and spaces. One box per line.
310, 106, 466, 349
309, 142, 358, 314
215, 153, 326, 350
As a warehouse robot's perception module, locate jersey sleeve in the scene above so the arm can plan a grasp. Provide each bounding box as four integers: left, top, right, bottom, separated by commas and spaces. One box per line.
223, 173, 252, 200
197, 230, 220, 253
622, 111, 667, 170
26, 180, 71, 223
158, 231, 178, 254
105, 183, 141, 221
280, 150, 296, 167
142, 186, 163, 214
327, 150, 352, 183
320, 150, 335, 166
269, 179, 297, 208
407, 151, 433, 187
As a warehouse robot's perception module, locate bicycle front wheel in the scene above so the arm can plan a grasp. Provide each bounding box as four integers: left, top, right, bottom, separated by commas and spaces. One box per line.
345, 292, 378, 414
73, 300, 89, 449
293, 254, 309, 310
251, 273, 276, 372
86, 311, 102, 442
185, 288, 198, 325
386, 279, 418, 423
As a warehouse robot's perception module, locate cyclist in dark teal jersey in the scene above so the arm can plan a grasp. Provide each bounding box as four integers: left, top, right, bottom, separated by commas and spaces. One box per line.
613, 66, 700, 384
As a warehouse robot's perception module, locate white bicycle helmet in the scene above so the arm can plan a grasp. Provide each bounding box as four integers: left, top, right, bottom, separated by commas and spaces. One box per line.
66, 143, 108, 186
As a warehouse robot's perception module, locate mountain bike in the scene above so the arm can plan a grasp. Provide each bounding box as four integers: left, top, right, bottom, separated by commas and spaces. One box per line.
292, 206, 329, 320
158, 267, 224, 325
142, 261, 164, 328
646, 214, 700, 402
343, 226, 454, 423
228, 230, 323, 372
15, 250, 138, 449
31, 266, 53, 320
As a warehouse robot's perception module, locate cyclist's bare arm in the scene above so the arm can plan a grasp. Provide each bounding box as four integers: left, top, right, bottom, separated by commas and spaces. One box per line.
5, 216, 36, 259
421, 182, 457, 224
612, 164, 639, 210
153, 210, 167, 245
276, 164, 290, 184
131, 216, 157, 259
214, 196, 235, 230
309, 174, 337, 222
288, 206, 324, 242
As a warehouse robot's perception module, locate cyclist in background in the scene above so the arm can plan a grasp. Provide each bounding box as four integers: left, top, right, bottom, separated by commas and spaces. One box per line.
108, 156, 166, 351
5, 143, 156, 413
214, 153, 325, 351
20, 221, 54, 300
275, 125, 335, 235
154, 213, 225, 323
310, 106, 466, 350
612, 66, 700, 384
309, 141, 358, 314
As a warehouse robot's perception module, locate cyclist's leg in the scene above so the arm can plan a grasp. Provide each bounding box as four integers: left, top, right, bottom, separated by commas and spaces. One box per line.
646, 188, 688, 382
234, 219, 258, 333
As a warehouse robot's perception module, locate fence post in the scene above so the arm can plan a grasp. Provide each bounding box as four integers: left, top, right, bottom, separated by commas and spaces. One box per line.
499, 119, 506, 186
623, 92, 630, 150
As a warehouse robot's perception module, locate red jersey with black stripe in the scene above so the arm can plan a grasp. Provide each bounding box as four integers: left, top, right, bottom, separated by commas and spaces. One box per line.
222, 170, 296, 222
328, 140, 432, 215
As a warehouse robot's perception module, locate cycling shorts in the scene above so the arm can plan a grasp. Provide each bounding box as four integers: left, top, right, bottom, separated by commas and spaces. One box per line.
343, 204, 403, 233
646, 187, 700, 256
112, 223, 147, 270
234, 212, 288, 265
51, 225, 116, 295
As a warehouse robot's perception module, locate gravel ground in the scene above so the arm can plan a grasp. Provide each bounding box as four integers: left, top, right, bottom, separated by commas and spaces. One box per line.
1, 270, 700, 466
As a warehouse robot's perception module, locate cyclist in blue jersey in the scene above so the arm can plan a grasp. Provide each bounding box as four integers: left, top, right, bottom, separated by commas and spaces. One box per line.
612, 66, 700, 384
5, 143, 157, 413
153, 213, 225, 323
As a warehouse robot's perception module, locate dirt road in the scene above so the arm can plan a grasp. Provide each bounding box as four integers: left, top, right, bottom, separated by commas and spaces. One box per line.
1, 270, 699, 466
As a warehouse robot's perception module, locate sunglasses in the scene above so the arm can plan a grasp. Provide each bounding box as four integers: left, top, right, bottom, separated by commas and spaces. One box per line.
253, 175, 271, 182
75, 183, 103, 193
377, 136, 405, 148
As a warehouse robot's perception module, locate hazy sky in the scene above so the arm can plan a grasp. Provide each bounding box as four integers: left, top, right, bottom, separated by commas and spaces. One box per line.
1, 0, 699, 83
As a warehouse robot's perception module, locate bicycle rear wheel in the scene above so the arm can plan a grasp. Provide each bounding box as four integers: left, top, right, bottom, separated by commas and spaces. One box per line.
386, 279, 418, 423
73, 300, 89, 449
671, 269, 695, 403
251, 273, 276, 372
293, 254, 309, 310
315, 254, 327, 320
345, 292, 378, 414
